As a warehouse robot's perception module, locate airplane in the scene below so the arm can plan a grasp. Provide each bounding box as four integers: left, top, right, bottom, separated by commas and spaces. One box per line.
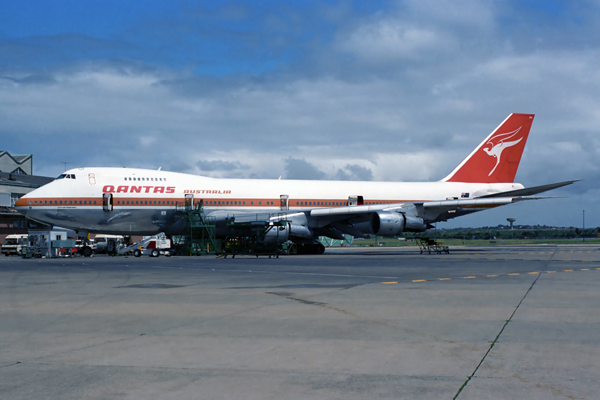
15, 113, 575, 255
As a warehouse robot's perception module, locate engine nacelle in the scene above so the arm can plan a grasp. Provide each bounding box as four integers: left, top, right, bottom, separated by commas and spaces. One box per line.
370, 212, 427, 236
289, 224, 313, 239
370, 212, 405, 236
403, 215, 428, 232
262, 224, 289, 244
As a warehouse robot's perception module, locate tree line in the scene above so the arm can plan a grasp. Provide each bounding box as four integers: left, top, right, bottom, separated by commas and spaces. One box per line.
404, 226, 599, 241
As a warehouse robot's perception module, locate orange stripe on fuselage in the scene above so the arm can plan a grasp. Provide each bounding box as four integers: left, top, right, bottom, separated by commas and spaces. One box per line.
19, 196, 420, 208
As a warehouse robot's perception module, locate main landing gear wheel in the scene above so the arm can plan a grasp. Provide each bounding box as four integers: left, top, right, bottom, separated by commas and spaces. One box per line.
316, 243, 325, 254
296, 242, 326, 255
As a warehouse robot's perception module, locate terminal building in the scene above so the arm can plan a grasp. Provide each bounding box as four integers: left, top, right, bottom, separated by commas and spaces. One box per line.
0, 151, 54, 241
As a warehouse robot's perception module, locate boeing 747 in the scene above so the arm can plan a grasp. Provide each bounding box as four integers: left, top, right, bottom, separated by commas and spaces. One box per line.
15, 113, 575, 254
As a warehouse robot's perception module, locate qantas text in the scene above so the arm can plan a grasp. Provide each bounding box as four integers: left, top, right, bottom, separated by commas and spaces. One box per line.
103, 185, 176, 194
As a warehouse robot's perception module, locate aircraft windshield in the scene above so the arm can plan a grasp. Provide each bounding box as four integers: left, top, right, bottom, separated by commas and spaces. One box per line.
57, 174, 77, 179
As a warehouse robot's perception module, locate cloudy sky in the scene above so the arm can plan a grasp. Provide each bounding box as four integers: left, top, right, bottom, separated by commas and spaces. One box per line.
1, 0, 598, 228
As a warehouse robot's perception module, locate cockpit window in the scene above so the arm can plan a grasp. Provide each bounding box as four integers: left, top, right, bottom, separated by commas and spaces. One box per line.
57, 174, 77, 179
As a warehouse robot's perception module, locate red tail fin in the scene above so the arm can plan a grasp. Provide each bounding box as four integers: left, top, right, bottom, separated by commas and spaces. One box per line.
442, 113, 534, 183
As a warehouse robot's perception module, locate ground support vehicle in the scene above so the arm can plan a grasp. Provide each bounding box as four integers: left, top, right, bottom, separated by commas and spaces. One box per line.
93, 235, 126, 255
2, 234, 28, 256
119, 233, 172, 257
21, 229, 77, 258
221, 236, 290, 258
220, 219, 290, 258
417, 238, 450, 254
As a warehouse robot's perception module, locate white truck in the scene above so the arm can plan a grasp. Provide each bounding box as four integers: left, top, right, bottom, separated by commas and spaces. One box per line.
2, 234, 28, 256
94, 234, 125, 254
132, 236, 172, 257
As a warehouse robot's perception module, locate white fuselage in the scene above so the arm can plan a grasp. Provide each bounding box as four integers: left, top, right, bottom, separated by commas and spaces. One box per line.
16, 167, 523, 235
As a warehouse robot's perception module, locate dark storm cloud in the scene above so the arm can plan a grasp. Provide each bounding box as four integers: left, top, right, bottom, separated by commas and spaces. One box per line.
335, 164, 374, 181
284, 158, 326, 180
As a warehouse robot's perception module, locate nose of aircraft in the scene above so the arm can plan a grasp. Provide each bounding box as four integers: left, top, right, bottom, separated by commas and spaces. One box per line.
14, 193, 32, 216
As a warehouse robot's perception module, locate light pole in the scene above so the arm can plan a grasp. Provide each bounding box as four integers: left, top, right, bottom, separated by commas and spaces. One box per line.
583, 210, 585, 243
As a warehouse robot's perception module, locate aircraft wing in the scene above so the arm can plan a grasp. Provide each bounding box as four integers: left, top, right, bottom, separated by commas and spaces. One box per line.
417, 197, 538, 222
255, 181, 576, 239
477, 180, 578, 198
303, 196, 539, 230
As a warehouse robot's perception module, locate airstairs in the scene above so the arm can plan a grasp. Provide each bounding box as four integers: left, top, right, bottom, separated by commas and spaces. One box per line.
176, 202, 221, 255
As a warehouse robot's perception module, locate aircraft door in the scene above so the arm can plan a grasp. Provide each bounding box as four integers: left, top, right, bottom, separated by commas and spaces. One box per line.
280, 195, 289, 211
103, 193, 113, 212
347, 195, 364, 206
185, 194, 194, 210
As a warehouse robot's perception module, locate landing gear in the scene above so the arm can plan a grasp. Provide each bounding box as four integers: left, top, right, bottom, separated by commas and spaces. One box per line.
287, 243, 298, 255
295, 242, 325, 254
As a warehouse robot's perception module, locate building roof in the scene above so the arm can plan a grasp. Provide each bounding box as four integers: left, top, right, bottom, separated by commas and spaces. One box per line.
0, 171, 54, 188
0, 151, 32, 165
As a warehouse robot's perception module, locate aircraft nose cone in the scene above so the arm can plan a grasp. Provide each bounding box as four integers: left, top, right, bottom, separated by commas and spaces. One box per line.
14, 196, 30, 216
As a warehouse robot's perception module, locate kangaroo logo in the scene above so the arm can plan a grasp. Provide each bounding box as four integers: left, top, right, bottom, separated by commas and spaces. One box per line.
482, 126, 523, 176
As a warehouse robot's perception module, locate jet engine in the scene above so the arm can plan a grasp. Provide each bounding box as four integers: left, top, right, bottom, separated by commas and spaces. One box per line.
289, 224, 313, 239
262, 224, 290, 244
370, 212, 427, 236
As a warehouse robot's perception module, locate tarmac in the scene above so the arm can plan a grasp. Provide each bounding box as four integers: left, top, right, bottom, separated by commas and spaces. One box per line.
1, 244, 599, 399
